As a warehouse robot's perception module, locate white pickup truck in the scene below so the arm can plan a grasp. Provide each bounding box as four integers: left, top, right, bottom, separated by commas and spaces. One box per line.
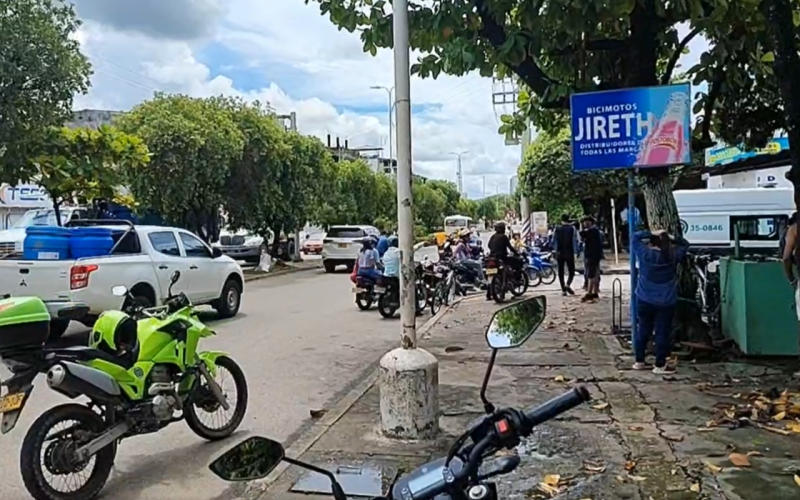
0, 224, 245, 340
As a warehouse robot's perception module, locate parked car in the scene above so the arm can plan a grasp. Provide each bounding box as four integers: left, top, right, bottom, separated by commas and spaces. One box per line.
213, 229, 265, 264
301, 233, 324, 255
0, 223, 245, 340
321, 225, 379, 273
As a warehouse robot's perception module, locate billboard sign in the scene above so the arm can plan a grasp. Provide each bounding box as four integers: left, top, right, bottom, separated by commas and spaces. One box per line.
570, 83, 692, 171
0, 184, 50, 207
705, 137, 789, 168
532, 212, 548, 235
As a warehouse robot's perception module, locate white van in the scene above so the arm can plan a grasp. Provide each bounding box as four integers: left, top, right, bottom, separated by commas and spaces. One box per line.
674, 188, 793, 252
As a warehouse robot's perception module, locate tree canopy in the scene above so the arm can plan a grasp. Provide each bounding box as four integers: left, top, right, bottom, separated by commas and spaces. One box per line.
0, 0, 92, 183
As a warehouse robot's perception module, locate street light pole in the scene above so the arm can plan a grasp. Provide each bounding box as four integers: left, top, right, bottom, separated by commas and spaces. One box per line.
379, 0, 439, 441
448, 151, 469, 196
371, 85, 394, 159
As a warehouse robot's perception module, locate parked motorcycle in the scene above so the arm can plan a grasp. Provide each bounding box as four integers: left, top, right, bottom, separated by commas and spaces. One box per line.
524, 248, 556, 286
430, 261, 457, 315
484, 255, 529, 303
208, 296, 591, 500
0, 271, 248, 500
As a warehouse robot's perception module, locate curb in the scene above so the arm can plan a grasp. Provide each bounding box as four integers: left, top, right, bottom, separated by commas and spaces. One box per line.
243, 264, 322, 282
250, 299, 460, 497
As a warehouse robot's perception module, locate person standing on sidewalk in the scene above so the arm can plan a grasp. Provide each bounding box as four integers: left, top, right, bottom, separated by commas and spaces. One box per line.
580, 216, 604, 302
631, 229, 689, 374
780, 212, 800, 379
553, 214, 579, 296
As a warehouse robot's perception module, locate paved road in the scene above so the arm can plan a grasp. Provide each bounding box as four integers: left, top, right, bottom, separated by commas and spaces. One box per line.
1, 270, 418, 500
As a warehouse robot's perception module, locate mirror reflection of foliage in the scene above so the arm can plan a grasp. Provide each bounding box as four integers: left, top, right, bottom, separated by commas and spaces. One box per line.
213, 438, 283, 481
491, 298, 546, 346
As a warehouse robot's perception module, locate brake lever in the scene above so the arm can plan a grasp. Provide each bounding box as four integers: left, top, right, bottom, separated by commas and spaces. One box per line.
477, 455, 521, 481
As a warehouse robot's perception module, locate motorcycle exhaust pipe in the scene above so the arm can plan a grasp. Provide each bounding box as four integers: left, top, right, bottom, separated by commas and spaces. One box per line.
47, 362, 123, 404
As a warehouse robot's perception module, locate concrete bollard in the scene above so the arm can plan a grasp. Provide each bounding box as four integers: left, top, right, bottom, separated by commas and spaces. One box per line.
379, 347, 439, 439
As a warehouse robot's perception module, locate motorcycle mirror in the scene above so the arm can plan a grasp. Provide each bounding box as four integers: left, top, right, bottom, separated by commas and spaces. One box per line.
209, 436, 285, 481
111, 285, 128, 297
478, 296, 547, 414
170, 271, 181, 285
484, 296, 547, 349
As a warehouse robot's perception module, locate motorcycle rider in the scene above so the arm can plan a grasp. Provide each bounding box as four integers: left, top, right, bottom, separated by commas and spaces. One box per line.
486, 221, 520, 300
454, 228, 486, 286
382, 236, 401, 278
356, 237, 383, 280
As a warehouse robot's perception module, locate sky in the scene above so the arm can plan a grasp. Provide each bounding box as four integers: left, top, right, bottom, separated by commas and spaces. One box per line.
67, 0, 708, 200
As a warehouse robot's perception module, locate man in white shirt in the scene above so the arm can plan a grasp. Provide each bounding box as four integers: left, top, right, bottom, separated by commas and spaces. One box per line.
383, 236, 400, 278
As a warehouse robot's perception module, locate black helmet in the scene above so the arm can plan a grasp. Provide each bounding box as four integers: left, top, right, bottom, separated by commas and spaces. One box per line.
388, 236, 399, 247
494, 221, 506, 233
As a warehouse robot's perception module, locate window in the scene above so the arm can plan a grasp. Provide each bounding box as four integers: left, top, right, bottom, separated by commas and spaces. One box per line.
180, 232, 212, 258
730, 215, 788, 241
327, 227, 366, 239
148, 232, 180, 256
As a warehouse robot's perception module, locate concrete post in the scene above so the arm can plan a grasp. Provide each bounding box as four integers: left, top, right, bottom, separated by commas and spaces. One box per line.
379, 0, 439, 440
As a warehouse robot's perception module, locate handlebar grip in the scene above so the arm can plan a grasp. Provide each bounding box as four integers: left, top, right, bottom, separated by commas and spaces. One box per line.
522, 386, 591, 430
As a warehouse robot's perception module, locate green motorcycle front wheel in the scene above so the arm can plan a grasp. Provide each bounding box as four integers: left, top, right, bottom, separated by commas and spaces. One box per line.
185, 355, 248, 441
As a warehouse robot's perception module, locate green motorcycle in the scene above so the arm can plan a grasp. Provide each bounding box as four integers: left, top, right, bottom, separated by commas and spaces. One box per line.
0, 271, 248, 500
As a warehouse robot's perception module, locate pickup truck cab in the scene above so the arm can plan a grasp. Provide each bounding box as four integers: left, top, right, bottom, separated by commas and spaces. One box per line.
0, 224, 245, 340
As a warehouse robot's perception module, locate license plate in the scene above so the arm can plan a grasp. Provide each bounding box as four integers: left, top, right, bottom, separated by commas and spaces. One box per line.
352, 287, 365, 293
374, 286, 386, 293
0, 393, 25, 413
338, 243, 348, 248
486, 268, 497, 275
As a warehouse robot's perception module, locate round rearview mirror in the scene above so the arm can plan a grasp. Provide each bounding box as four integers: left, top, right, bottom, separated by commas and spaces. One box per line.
485, 296, 546, 349
209, 437, 285, 482
111, 285, 128, 297
170, 271, 181, 284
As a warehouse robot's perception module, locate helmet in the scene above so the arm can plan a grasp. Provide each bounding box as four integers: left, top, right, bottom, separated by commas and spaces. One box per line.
458, 228, 471, 239
494, 221, 506, 233
90, 310, 139, 357
388, 236, 399, 247
361, 237, 374, 248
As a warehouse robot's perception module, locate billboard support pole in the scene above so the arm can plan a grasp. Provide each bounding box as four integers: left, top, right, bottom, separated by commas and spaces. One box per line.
628, 170, 638, 344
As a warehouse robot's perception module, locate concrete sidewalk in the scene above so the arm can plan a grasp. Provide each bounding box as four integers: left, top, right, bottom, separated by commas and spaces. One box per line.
242, 291, 800, 500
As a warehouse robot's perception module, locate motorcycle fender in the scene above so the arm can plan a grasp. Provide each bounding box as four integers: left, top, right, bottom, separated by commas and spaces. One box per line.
0, 371, 36, 434
197, 350, 227, 377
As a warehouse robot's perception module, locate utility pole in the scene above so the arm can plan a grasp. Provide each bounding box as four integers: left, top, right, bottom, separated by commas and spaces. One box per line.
520, 127, 531, 239
482, 176, 486, 199
448, 150, 469, 196
379, 0, 439, 441
276, 112, 301, 261
371, 86, 394, 159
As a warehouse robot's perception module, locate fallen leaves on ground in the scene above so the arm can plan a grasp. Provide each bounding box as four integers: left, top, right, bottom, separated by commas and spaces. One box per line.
628, 425, 644, 431
554, 375, 568, 382
704, 388, 800, 435
582, 462, 606, 474
794, 475, 800, 488
591, 402, 609, 410
705, 461, 723, 474
728, 453, 751, 467
624, 460, 637, 472
690, 482, 701, 492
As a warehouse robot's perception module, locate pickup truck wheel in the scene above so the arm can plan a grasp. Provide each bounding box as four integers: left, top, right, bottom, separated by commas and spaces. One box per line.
215, 279, 242, 319
47, 319, 70, 342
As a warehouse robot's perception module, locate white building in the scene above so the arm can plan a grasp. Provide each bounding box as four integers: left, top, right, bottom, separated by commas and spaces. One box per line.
67, 109, 122, 129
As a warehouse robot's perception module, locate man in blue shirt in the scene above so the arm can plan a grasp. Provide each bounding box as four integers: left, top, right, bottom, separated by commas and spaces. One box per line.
376, 230, 389, 257
382, 236, 400, 278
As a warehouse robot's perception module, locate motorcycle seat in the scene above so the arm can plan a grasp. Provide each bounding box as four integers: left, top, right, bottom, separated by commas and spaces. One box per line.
44, 346, 137, 370
355, 276, 376, 286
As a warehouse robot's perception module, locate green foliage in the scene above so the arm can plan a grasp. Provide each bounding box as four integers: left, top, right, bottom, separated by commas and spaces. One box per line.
116, 94, 245, 241
413, 182, 448, 232
315, 159, 393, 228
30, 126, 149, 223
518, 126, 626, 216
0, 0, 92, 183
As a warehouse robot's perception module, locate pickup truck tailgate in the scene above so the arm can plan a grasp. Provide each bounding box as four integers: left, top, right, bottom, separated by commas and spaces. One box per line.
0, 260, 72, 301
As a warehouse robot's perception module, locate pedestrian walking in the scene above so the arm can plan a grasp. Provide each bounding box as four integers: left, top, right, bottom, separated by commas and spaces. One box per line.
580, 216, 603, 302
553, 214, 579, 295
631, 229, 689, 375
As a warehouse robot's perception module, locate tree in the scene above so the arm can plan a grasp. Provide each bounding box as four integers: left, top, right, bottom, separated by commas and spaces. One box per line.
116, 94, 245, 242
413, 182, 447, 233
425, 179, 462, 216
0, 0, 92, 184
519, 125, 627, 223
222, 99, 291, 245
29, 126, 149, 224
315, 159, 396, 228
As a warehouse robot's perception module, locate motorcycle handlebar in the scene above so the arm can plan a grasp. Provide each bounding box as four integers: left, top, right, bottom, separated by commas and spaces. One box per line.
522, 386, 591, 429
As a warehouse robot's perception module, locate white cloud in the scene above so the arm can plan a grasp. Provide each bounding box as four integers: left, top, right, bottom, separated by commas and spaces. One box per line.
71, 0, 515, 199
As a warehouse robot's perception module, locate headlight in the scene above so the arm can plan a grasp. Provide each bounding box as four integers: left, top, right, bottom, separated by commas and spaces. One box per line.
244, 238, 262, 247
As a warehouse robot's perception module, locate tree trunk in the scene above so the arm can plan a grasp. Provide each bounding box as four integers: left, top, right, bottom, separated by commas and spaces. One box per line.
270, 225, 283, 257
52, 200, 62, 227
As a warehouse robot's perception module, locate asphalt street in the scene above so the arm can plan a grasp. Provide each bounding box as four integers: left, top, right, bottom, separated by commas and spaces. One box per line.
0, 269, 418, 500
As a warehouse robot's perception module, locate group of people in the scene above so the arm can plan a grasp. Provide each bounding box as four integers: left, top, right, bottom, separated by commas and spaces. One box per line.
551, 214, 605, 302
352, 231, 401, 282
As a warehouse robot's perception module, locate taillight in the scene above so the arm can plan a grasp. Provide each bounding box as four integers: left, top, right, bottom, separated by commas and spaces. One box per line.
70, 264, 98, 290
485, 260, 497, 268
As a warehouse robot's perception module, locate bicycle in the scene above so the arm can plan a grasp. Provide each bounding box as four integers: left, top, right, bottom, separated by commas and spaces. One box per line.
431, 261, 456, 315
691, 254, 721, 330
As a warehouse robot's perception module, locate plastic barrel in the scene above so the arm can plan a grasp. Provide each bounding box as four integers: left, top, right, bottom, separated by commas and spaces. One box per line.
24, 226, 71, 260
69, 227, 115, 258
